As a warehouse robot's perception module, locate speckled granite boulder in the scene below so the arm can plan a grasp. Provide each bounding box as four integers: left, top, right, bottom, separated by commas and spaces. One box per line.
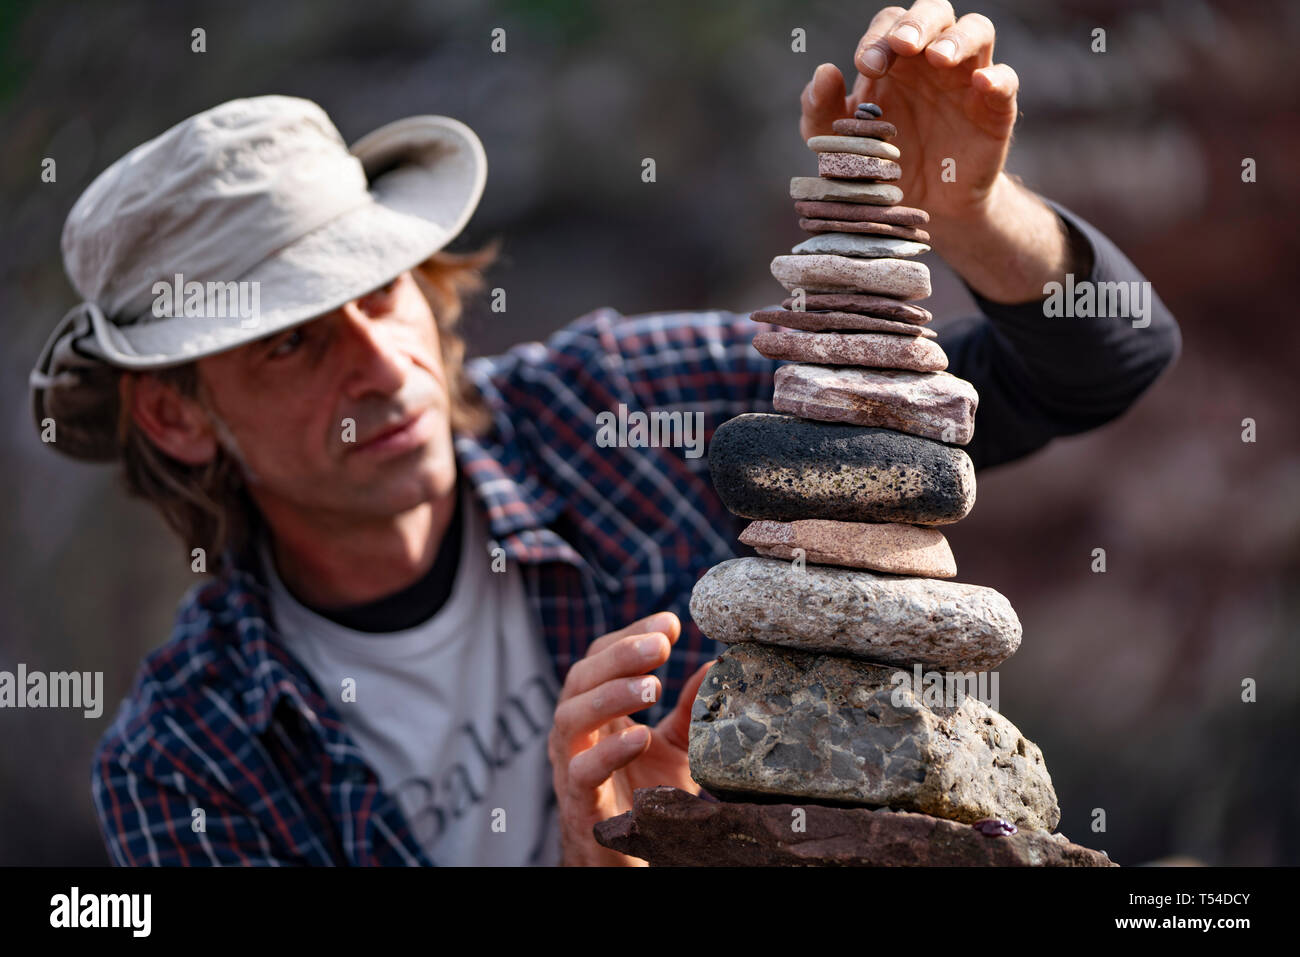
708, 414, 975, 525
689, 557, 1019, 669
594, 787, 1115, 867
688, 643, 1060, 831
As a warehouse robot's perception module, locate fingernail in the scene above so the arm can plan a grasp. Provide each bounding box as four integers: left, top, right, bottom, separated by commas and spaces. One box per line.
893, 24, 920, 48
636, 635, 664, 658
862, 47, 887, 73
630, 677, 657, 701
931, 38, 957, 60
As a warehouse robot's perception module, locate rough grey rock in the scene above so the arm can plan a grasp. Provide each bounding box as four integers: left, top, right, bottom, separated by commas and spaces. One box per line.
791, 233, 930, 259
790, 176, 903, 206
773, 364, 978, 444
771, 254, 931, 299
805, 134, 901, 160
689, 557, 1020, 669
751, 308, 936, 338
594, 787, 1115, 867
708, 413, 976, 525
688, 643, 1060, 831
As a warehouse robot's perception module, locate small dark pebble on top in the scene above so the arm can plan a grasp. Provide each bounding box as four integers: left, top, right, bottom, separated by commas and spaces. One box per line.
856, 102, 883, 117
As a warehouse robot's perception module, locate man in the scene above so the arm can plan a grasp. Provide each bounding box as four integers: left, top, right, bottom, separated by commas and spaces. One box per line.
30, 3, 1180, 866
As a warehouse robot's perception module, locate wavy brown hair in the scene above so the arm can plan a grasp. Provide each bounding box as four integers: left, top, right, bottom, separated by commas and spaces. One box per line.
116, 240, 501, 572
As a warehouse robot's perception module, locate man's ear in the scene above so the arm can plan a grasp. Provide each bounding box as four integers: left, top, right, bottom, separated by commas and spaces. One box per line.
123, 372, 219, 466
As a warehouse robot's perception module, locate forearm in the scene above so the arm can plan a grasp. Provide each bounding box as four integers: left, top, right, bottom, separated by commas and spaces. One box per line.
929, 173, 1090, 304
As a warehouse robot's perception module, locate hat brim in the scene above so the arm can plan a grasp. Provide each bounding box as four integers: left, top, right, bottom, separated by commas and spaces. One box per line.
77, 114, 488, 369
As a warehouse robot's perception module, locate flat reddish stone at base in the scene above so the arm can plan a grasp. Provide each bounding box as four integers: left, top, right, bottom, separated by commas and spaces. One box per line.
594, 787, 1117, 867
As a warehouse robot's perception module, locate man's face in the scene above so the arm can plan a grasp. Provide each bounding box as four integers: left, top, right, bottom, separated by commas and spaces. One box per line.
195, 270, 456, 525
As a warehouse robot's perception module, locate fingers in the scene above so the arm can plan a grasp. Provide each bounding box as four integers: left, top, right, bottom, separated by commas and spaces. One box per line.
973, 62, 1019, 116
855, 6, 907, 78
801, 62, 848, 137
563, 630, 670, 699
554, 673, 662, 754
885, 0, 957, 57
927, 12, 995, 69
566, 724, 650, 792
584, 610, 679, 659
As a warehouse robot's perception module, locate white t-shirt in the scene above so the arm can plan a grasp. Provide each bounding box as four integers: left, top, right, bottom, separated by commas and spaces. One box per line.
260, 481, 563, 866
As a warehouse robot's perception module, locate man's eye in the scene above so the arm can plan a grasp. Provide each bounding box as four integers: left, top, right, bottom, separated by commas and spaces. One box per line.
269, 328, 305, 358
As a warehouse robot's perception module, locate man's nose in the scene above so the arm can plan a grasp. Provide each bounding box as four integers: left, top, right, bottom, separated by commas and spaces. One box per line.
337, 299, 406, 396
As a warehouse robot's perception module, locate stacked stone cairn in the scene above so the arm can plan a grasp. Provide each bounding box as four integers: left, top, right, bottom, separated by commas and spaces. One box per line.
595, 104, 1113, 866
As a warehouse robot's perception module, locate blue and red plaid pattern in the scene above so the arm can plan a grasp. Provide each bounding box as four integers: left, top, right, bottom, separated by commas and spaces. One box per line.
91, 305, 785, 866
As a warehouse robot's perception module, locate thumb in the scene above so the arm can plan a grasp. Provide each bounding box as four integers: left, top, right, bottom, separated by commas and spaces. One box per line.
657, 658, 717, 751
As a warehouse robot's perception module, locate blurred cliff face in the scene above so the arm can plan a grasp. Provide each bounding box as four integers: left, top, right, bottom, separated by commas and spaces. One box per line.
1, 0, 1296, 864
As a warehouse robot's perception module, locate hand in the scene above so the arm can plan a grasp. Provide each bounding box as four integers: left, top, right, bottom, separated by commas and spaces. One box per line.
547, 611, 715, 866
799, 1, 1018, 234
799, 1, 1074, 303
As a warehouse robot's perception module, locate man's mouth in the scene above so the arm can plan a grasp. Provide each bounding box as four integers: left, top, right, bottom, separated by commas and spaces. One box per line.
351, 408, 436, 457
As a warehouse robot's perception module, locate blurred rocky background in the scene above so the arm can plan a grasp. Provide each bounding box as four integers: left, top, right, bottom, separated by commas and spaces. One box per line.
1, 0, 1296, 865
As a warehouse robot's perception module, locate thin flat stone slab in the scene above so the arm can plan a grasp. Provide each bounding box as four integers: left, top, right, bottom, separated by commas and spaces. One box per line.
751, 308, 937, 339
770, 254, 931, 299
817, 152, 902, 181
831, 117, 897, 139
774, 364, 977, 444
687, 643, 1060, 830
780, 295, 932, 324
593, 787, 1115, 867
800, 217, 930, 241
794, 201, 929, 226
805, 134, 901, 160
689, 557, 1019, 668
791, 176, 903, 206
752, 329, 947, 372
708, 414, 975, 525
738, 519, 956, 577
791, 233, 930, 259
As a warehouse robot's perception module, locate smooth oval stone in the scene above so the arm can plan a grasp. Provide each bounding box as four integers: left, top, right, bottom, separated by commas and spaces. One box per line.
707, 413, 976, 525
780, 295, 932, 324
739, 519, 957, 577
687, 642, 1059, 830
770, 254, 931, 299
856, 102, 883, 117
793, 201, 929, 226
791, 232, 930, 259
790, 176, 903, 205
751, 308, 937, 338
690, 557, 1021, 668
773, 364, 978, 444
818, 152, 902, 181
799, 218, 930, 241
753, 329, 947, 371
832, 117, 897, 138
806, 135, 900, 160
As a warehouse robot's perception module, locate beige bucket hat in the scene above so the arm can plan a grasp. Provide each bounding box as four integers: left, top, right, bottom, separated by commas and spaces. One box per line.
29, 94, 488, 462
